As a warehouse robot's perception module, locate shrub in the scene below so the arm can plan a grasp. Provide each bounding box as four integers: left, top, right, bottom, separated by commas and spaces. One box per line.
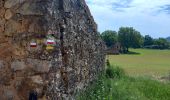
106, 66, 125, 79
106, 60, 125, 79
76, 75, 111, 100
76, 60, 125, 99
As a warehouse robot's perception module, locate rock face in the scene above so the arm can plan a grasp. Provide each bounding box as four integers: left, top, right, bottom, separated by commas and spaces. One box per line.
0, 0, 105, 99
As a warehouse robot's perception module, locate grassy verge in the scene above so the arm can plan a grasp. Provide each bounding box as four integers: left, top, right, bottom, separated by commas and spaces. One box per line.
76, 75, 111, 100
110, 77, 170, 100
76, 64, 170, 100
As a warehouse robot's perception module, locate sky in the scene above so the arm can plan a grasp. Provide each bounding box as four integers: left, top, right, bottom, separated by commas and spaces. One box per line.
86, 0, 170, 38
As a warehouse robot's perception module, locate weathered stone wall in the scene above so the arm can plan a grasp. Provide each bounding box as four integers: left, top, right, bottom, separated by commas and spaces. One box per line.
0, 0, 105, 99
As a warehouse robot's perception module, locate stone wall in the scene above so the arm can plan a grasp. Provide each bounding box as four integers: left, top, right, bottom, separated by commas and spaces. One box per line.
0, 0, 105, 99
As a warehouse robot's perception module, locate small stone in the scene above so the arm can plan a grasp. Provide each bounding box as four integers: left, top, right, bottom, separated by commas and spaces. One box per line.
61, 25, 66, 29
56, 73, 61, 79
31, 75, 43, 85
5, 9, 13, 20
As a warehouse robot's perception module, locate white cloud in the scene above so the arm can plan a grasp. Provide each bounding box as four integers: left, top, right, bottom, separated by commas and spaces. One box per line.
86, 0, 170, 38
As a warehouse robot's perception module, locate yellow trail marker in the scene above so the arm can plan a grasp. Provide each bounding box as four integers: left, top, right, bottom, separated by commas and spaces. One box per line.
46, 46, 54, 50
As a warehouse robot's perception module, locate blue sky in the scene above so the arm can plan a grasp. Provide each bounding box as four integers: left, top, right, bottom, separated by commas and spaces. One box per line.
86, 0, 170, 38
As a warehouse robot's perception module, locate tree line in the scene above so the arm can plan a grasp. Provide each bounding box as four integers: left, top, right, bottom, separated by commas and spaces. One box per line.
100, 27, 170, 53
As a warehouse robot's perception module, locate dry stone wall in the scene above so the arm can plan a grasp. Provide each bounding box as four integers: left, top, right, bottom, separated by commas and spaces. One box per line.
0, 0, 105, 99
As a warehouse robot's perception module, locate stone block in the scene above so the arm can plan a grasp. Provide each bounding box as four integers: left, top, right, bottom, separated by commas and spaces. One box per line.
11, 60, 26, 71
4, 20, 21, 36
4, 0, 26, 8
27, 59, 51, 73
16, 1, 44, 15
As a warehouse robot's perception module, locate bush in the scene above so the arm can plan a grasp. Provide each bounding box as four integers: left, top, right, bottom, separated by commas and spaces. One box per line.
76, 75, 112, 100
106, 66, 125, 79
76, 60, 126, 99
106, 60, 125, 79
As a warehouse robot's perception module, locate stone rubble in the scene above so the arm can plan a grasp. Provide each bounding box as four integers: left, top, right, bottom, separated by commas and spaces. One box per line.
0, 0, 105, 99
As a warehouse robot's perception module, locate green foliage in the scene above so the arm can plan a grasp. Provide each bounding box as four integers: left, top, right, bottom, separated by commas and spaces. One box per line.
101, 28, 170, 51
154, 38, 170, 49
111, 77, 170, 100
101, 30, 118, 47
118, 27, 143, 53
106, 59, 111, 67
144, 35, 154, 46
106, 65, 125, 79
76, 75, 112, 100
76, 74, 170, 100
106, 60, 125, 79
76, 61, 125, 100
131, 30, 144, 48
144, 37, 170, 49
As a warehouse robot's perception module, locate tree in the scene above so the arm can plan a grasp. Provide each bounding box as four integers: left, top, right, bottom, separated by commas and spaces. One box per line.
118, 27, 143, 53
166, 36, 170, 42
101, 30, 118, 47
154, 38, 170, 49
131, 30, 143, 48
144, 35, 154, 46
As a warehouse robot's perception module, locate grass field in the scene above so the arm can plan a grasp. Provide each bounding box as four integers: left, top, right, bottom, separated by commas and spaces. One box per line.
108, 49, 170, 77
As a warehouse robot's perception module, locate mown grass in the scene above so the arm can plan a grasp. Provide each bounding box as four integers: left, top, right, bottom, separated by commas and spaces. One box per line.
76, 64, 170, 100
108, 49, 170, 76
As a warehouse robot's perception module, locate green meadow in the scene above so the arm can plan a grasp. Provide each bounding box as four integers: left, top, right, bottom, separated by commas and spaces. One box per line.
108, 49, 170, 77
